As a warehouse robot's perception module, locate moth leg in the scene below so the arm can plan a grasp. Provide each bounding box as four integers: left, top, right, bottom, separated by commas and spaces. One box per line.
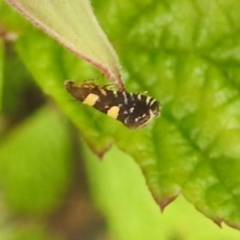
83, 74, 104, 83
102, 84, 117, 91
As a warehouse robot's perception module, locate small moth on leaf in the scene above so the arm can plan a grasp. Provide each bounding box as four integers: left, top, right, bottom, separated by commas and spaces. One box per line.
64, 80, 160, 128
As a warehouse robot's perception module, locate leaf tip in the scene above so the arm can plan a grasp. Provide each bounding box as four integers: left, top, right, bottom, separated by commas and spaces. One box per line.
158, 194, 179, 212
87, 141, 113, 160
213, 218, 223, 228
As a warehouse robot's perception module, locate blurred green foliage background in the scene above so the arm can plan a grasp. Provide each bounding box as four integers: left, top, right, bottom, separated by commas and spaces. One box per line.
1, 0, 240, 239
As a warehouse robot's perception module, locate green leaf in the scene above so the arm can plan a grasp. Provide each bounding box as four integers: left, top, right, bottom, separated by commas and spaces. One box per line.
0, 106, 71, 214
84, 144, 240, 240
8, 227, 53, 240
3, 0, 240, 231
0, 39, 3, 112
6, 0, 124, 89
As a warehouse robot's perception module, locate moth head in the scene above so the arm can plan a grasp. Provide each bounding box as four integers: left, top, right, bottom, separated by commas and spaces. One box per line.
124, 98, 160, 128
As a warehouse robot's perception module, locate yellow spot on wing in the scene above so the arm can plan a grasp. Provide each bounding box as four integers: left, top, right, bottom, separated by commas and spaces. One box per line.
83, 93, 99, 106
100, 88, 107, 96
107, 106, 120, 119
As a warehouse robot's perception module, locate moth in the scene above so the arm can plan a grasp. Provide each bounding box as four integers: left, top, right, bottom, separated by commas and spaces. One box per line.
64, 80, 160, 128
